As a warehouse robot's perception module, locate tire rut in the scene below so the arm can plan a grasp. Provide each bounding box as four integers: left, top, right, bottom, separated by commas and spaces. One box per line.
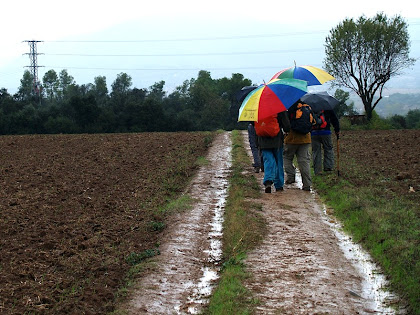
122, 132, 232, 314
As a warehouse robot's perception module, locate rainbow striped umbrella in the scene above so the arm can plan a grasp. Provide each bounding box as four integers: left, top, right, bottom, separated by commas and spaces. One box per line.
238, 78, 307, 122
270, 65, 335, 86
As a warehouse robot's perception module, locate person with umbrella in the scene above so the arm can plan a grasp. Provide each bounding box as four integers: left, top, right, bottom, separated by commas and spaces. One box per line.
236, 86, 261, 173
237, 79, 308, 193
311, 109, 340, 175
283, 100, 317, 191
256, 112, 291, 193
300, 92, 340, 175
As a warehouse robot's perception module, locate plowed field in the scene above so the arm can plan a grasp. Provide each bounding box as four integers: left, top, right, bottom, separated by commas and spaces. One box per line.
337, 129, 420, 202
0, 132, 212, 314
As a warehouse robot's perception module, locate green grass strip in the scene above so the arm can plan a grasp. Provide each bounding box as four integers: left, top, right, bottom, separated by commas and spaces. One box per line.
205, 130, 264, 314
313, 172, 420, 314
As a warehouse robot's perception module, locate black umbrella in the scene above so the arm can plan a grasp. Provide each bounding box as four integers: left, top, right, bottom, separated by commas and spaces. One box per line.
235, 86, 257, 103
300, 91, 339, 112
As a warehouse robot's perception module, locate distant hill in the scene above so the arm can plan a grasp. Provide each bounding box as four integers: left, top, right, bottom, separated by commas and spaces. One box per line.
350, 93, 420, 117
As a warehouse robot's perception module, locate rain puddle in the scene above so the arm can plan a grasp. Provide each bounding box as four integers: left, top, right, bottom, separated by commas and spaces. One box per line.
289, 168, 403, 314
288, 167, 401, 312
185, 171, 230, 314
319, 202, 403, 314
124, 132, 232, 314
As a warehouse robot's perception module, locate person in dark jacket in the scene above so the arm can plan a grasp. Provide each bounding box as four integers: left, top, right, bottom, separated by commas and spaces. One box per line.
257, 111, 291, 193
311, 109, 340, 175
247, 122, 261, 173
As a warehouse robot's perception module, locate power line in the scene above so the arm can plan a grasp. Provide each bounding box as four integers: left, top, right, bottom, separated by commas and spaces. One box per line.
45, 30, 329, 43
42, 65, 325, 71
44, 48, 323, 57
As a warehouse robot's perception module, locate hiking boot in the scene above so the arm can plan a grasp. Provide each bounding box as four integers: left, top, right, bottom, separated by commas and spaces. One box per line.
264, 180, 273, 193
285, 180, 295, 185
254, 167, 260, 173
275, 186, 284, 192
302, 186, 311, 191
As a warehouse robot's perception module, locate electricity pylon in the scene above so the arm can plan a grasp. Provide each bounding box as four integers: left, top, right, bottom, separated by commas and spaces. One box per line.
23, 40, 44, 99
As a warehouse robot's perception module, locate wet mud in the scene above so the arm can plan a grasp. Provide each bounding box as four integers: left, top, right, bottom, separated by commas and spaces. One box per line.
121, 131, 400, 314
242, 131, 399, 314
121, 132, 232, 314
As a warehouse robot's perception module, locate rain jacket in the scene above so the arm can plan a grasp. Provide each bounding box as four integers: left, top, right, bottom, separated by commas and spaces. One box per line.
257, 111, 291, 149
311, 110, 340, 136
284, 130, 312, 144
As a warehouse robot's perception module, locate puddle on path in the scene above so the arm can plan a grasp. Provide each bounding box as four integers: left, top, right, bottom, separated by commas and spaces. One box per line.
285, 157, 401, 313
244, 130, 403, 313
123, 132, 232, 314
185, 165, 230, 314
319, 200, 404, 314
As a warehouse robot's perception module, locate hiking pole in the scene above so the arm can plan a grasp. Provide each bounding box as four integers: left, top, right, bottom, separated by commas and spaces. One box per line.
336, 133, 340, 177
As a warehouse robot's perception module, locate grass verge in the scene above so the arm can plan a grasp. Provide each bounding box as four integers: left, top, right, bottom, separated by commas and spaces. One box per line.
205, 130, 265, 314
313, 167, 420, 314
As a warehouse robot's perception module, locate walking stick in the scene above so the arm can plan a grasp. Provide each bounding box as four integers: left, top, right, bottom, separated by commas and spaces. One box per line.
336, 133, 340, 177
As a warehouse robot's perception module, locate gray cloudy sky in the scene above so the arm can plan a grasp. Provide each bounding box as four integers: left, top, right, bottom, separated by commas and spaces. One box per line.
1, 0, 419, 94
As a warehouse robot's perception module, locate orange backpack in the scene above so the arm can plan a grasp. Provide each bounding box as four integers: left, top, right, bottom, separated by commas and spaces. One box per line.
254, 115, 280, 137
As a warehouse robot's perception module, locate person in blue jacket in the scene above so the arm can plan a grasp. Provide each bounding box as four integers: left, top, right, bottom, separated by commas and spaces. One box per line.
311, 109, 340, 175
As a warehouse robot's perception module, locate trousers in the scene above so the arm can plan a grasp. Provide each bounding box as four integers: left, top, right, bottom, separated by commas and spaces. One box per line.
311, 134, 334, 175
262, 147, 284, 189
283, 143, 311, 189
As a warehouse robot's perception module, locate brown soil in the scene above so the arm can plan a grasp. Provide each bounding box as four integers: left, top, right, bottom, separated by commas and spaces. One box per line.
1, 129, 417, 314
0, 132, 211, 314
338, 129, 420, 202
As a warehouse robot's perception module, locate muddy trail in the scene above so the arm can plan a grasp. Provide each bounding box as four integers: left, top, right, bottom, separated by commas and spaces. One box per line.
119, 131, 398, 314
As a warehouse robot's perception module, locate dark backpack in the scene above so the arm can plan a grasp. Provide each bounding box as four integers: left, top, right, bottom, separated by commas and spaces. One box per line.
255, 115, 280, 137
289, 103, 316, 134
313, 110, 328, 130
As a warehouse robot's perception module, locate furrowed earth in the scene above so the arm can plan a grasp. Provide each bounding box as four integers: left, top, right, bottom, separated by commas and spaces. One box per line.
0, 129, 418, 314
0, 132, 212, 314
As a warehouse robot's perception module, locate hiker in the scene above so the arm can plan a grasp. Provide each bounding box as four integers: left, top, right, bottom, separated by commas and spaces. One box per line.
255, 111, 291, 193
247, 122, 262, 173
311, 109, 340, 175
284, 101, 317, 191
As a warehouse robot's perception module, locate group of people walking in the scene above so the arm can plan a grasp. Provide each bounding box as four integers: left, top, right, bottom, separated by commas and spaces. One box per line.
248, 101, 340, 193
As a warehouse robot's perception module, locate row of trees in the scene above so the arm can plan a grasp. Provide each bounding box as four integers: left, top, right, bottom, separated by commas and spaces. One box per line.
0, 69, 257, 134
1, 12, 416, 135
2, 66, 418, 135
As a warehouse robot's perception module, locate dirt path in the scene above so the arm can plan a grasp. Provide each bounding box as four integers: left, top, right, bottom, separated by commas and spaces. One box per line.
120, 132, 232, 314
242, 130, 397, 314
120, 131, 395, 314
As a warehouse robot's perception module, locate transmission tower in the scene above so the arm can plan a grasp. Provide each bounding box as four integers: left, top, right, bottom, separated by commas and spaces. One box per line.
23, 40, 44, 98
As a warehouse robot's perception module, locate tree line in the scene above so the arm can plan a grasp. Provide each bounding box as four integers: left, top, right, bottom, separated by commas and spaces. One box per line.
1, 68, 418, 135
0, 69, 254, 135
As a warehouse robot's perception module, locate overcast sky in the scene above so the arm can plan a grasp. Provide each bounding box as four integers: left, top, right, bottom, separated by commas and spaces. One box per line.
1, 0, 419, 94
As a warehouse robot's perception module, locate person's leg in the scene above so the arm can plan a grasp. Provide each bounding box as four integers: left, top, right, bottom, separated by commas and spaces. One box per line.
322, 134, 334, 171
296, 144, 312, 190
311, 135, 322, 175
262, 149, 275, 192
248, 124, 261, 171
283, 144, 297, 184
273, 147, 285, 190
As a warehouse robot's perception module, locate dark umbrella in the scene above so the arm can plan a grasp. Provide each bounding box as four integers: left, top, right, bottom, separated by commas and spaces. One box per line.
235, 86, 257, 103
300, 91, 339, 112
